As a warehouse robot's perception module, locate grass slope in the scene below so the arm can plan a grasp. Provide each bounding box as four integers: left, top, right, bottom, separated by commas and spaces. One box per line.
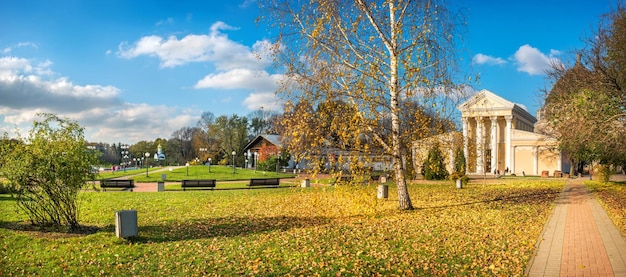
0, 178, 564, 276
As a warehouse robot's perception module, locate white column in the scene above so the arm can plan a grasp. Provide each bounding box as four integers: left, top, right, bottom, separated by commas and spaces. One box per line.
462, 117, 469, 174
476, 117, 483, 173
490, 116, 498, 174
534, 146, 539, 175
505, 115, 512, 173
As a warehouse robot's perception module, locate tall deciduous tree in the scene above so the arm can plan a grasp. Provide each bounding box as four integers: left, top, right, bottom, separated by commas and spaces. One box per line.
170, 127, 200, 163
214, 115, 249, 165
0, 114, 98, 231
542, 3, 626, 173
262, 0, 467, 209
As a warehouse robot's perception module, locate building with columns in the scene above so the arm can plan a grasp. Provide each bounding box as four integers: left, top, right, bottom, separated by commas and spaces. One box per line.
457, 89, 567, 175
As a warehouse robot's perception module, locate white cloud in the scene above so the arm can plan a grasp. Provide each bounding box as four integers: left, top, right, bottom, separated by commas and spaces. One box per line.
85, 104, 199, 143
513, 44, 562, 75
194, 68, 282, 91
0, 55, 198, 143
242, 92, 283, 111
117, 21, 284, 114
0, 56, 121, 113
117, 21, 269, 70
2, 42, 37, 54
472, 53, 506, 65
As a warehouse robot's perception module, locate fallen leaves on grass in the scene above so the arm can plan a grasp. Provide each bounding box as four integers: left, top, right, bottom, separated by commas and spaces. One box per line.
0, 179, 564, 276
586, 180, 626, 236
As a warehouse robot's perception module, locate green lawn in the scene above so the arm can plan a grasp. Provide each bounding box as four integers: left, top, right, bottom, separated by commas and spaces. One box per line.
93, 167, 163, 180
0, 178, 565, 276
94, 165, 296, 183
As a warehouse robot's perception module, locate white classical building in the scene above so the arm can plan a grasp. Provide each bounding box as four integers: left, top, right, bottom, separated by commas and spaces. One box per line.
457, 89, 568, 175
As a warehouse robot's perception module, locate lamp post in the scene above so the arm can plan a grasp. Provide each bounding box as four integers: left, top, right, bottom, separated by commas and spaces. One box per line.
121, 144, 129, 172
199, 148, 207, 162
276, 151, 281, 173
232, 151, 236, 174
186, 162, 190, 176
199, 148, 209, 173
145, 152, 150, 177
121, 150, 129, 172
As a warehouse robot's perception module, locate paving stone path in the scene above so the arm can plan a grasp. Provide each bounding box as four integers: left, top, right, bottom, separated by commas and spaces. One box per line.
527, 178, 626, 276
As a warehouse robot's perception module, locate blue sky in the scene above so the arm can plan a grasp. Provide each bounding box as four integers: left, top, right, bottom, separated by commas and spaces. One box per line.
0, 0, 613, 144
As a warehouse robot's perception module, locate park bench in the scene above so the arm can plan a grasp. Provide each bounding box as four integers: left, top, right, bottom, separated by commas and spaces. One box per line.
100, 179, 134, 191
181, 179, 217, 191
247, 178, 280, 188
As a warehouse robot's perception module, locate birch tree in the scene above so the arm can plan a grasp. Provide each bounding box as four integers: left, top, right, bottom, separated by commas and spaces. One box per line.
262, 0, 467, 210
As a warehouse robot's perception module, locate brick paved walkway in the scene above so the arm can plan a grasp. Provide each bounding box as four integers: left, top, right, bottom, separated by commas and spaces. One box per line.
527, 178, 626, 276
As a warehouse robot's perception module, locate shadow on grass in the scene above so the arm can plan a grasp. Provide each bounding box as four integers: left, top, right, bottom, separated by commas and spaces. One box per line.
130, 215, 331, 243
419, 188, 561, 210
0, 220, 105, 238
1, 215, 331, 243
0, 194, 16, 201
612, 180, 626, 186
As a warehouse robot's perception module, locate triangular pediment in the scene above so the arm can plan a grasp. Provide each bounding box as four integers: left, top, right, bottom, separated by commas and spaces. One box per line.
458, 89, 515, 113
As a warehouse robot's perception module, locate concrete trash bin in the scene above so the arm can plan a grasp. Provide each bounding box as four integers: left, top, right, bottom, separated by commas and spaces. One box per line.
301, 179, 310, 188
377, 184, 388, 199
115, 210, 138, 239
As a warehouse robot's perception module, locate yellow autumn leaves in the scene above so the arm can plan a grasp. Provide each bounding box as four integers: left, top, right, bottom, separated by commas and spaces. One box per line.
0, 179, 565, 276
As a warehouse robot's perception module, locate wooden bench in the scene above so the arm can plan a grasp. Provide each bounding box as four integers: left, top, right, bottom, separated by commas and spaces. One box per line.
100, 179, 134, 191
247, 178, 280, 188
181, 179, 216, 191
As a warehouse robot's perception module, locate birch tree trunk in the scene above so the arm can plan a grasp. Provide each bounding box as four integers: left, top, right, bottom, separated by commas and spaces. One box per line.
263, 0, 467, 210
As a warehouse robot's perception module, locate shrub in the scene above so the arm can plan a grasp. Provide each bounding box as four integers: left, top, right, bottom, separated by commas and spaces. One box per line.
0, 114, 99, 230
593, 164, 616, 183
453, 146, 466, 175
257, 156, 278, 172
423, 143, 449, 180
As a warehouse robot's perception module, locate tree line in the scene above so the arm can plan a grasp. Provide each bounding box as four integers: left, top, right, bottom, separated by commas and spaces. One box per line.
88, 110, 283, 167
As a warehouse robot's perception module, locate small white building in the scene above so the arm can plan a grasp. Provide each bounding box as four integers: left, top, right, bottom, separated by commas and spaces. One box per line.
413, 89, 569, 177
458, 89, 568, 175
